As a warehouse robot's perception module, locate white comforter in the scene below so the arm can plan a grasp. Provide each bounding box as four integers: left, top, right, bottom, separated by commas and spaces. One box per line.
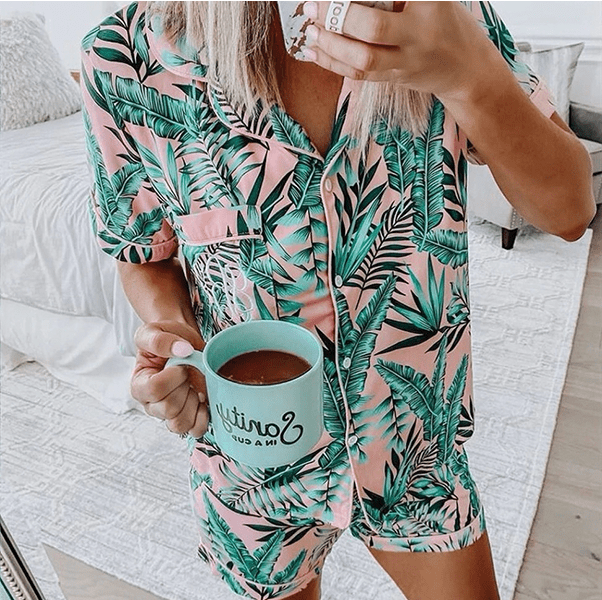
0, 112, 139, 355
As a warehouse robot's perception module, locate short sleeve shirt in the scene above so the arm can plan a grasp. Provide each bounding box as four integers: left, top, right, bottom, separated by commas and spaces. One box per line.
82, 1, 554, 533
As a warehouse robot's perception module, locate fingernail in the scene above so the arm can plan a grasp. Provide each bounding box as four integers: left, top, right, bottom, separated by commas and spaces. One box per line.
172, 341, 194, 357
303, 1, 318, 19
303, 47, 317, 61
198, 392, 206, 404
305, 24, 318, 45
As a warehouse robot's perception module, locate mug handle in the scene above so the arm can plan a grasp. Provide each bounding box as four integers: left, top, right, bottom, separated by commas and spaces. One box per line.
165, 350, 206, 374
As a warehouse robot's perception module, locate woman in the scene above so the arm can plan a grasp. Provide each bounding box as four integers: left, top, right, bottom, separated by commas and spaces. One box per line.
81, 2, 595, 599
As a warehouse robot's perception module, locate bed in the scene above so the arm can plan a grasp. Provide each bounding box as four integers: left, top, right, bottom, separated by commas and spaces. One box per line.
0, 110, 140, 414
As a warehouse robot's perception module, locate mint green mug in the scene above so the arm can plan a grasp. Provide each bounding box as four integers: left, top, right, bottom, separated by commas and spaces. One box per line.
166, 320, 324, 468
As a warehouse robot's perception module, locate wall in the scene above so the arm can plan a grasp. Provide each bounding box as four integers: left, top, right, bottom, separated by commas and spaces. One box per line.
1, 1, 600, 106
493, 1, 602, 107
0, 1, 123, 71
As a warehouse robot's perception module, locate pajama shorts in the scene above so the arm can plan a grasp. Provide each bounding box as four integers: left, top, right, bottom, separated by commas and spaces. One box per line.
186, 431, 487, 600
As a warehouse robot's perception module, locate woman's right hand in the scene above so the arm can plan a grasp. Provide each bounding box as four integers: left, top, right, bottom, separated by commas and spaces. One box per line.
131, 320, 210, 439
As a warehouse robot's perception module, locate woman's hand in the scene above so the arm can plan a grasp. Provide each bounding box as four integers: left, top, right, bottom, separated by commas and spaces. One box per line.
131, 320, 210, 438
300, 1, 503, 101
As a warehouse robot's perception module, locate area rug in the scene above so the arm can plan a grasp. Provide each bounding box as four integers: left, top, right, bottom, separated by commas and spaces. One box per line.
0, 217, 593, 600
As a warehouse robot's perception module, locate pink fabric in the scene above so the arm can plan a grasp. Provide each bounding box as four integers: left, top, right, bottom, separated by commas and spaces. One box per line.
81, 2, 555, 597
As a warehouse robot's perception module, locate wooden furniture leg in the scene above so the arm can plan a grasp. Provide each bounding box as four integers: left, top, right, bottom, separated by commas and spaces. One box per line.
502, 227, 518, 250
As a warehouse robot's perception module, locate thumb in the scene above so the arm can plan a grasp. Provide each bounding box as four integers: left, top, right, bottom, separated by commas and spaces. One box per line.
134, 323, 195, 359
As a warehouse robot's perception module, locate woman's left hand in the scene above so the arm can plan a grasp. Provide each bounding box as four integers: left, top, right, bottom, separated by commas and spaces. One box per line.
300, 1, 505, 101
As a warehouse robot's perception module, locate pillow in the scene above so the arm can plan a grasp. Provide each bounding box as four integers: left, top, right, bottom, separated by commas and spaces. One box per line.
0, 13, 81, 131
519, 42, 585, 122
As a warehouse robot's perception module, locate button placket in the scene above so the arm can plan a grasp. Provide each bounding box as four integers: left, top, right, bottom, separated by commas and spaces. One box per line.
317, 150, 360, 529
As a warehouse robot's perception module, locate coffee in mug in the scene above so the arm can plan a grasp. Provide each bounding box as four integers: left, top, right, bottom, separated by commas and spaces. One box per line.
165, 320, 323, 468
217, 349, 311, 385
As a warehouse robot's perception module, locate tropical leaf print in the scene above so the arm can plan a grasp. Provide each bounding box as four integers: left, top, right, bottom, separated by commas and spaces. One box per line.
375, 340, 469, 458
478, 1, 519, 68
444, 267, 471, 353
336, 276, 397, 460
374, 121, 417, 196
109, 76, 191, 140
322, 354, 347, 438
456, 395, 475, 445
280, 155, 329, 296
448, 450, 481, 524
307, 528, 343, 573
190, 468, 213, 492
375, 362, 441, 443
419, 228, 468, 269
381, 255, 445, 354
349, 200, 413, 307
201, 493, 256, 578
310, 439, 352, 522
215, 563, 247, 596
365, 392, 412, 454
218, 452, 323, 521
201, 489, 307, 593
270, 104, 315, 153
333, 155, 387, 285
442, 147, 467, 220
438, 355, 468, 464
410, 100, 445, 252
84, 112, 165, 263
92, 4, 162, 81
212, 87, 273, 140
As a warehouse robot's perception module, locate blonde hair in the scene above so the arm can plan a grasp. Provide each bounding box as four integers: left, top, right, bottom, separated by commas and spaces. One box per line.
153, 1, 433, 150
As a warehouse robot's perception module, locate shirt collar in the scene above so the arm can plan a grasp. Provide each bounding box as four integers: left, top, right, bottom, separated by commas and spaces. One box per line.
145, 7, 351, 164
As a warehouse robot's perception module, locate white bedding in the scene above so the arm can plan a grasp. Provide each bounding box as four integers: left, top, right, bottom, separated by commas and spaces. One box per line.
0, 112, 141, 412
0, 112, 140, 355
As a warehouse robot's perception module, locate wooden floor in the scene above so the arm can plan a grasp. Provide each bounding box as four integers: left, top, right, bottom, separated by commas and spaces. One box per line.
44, 208, 602, 600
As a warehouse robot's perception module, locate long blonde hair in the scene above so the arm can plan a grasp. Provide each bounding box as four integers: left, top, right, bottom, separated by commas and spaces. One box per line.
152, 1, 433, 150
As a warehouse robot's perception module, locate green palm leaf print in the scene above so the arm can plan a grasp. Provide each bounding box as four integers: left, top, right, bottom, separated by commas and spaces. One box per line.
270, 105, 315, 153
350, 200, 413, 307
322, 356, 347, 438
448, 450, 481, 523
211, 89, 273, 140
374, 121, 417, 196
438, 355, 468, 463
334, 171, 386, 285
109, 76, 190, 140
190, 469, 212, 492
337, 276, 396, 457
311, 439, 352, 520
281, 156, 329, 295
271, 549, 307, 584
201, 491, 256, 579
252, 529, 285, 582
411, 100, 445, 251
420, 228, 468, 268
381, 255, 444, 354
215, 563, 247, 596
218, 449, 323, 520
442, 147, 467, 219
478, 1, 519, 67
366, 392, 412, 453
375, 361, 440, 442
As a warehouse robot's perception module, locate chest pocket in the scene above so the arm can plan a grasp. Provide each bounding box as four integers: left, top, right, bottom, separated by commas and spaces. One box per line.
175, 205, 278, 337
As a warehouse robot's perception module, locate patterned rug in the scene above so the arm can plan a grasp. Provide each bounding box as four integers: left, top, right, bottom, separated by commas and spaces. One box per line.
0, 218, 593, 600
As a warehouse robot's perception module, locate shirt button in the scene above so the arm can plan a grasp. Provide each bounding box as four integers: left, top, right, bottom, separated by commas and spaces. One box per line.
324, 178, 333, 192
342, 357, 351, 369
334, 275, 343, 288
348, 435, 358, 446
